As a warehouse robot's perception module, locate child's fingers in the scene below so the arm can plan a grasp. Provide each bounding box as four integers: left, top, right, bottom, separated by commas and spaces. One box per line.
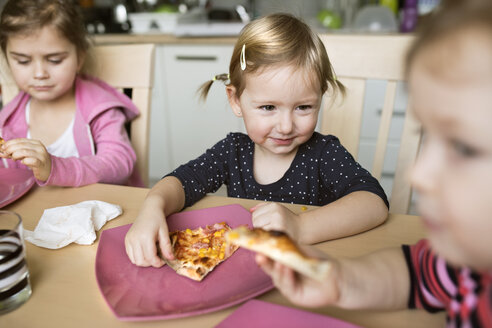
249, 202, 268, 213
8, 145, 39, 161
148, 251, 165, 268
252, 204, 287, 231
140, 238, 164, 267
269, 262, 298, 296
158, 229, 175, 261
125, 238, 159, 267
20, 155, 43, 167
125, 242, 135, 264
255, 254, 274, 274
4, 139, 47, 158
257, 253, 298, 293
7, 144, 52, 181
251, 204, 274, 228
131, 243, 151, 267
124, 232, 145, 266
275, 261, 297, 292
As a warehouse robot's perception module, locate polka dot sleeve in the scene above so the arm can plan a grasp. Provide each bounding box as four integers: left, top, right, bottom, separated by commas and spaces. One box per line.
318, 136, 389, 208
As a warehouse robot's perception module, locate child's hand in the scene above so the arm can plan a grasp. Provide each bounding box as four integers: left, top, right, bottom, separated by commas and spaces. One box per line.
250, 202, 301, 242
124, 200, 174, 268
256, 251, 341, 307
0, 138, 51, 181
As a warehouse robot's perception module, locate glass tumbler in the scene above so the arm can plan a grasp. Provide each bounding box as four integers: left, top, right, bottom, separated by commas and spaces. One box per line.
0, 210, 32, 315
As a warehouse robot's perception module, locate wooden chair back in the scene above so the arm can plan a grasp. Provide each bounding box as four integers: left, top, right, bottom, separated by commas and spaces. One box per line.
0, 43, 155, 187
320, 34, 421, 214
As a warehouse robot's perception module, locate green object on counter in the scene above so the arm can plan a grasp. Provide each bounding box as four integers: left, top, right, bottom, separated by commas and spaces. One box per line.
317, 9, 342, 29
154, 4, 179, 13
380, 0, 398, 14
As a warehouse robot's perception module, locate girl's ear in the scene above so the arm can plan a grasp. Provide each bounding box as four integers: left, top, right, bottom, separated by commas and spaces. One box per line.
77, 51, 86, 72
226, 85, 243, 117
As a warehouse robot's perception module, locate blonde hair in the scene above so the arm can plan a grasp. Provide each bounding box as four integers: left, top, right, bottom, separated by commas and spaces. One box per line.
198, 13, 344, 101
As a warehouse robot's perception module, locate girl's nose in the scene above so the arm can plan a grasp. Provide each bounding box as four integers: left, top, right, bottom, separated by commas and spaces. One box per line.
277, 111, 293, 134
409, 137, 440, 195
33, 61, 48, 79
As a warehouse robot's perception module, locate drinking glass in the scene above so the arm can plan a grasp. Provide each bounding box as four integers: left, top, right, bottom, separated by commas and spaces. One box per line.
0, 210, 32, 315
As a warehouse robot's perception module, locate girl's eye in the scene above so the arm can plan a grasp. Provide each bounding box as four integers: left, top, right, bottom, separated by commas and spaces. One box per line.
450, 139, 478, 158
48, 58, 63, 64
16, 59, 30, 65
296, 105, 312, 111
259, 105, 275, 111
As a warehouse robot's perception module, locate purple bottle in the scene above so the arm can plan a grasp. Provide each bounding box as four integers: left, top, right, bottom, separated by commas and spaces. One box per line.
400, 0, 419, 32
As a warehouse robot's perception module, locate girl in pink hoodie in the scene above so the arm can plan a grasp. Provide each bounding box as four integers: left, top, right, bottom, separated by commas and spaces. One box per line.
0, 0, 142, 187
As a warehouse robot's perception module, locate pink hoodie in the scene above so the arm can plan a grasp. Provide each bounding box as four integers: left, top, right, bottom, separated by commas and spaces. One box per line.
0, 74, 144, 187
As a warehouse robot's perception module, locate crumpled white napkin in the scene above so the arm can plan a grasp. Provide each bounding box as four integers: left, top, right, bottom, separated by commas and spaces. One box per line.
24, 200, 122, 249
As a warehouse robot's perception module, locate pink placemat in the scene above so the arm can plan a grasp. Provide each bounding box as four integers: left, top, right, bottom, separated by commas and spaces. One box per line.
95, 204, 274, 321
216, 299, 363, 328
0, 168, 35, 208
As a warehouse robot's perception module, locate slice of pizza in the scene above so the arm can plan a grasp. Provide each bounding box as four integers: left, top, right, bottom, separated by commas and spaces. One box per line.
225, 226, 332, 281
164, 222, 239, 281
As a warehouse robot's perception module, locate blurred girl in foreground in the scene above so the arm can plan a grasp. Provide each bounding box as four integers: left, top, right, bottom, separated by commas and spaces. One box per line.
258, 1, 492, 326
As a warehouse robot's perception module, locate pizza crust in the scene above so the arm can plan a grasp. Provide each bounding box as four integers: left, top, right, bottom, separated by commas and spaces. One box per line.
226, 226, 332, 281
164, 259, 206, 281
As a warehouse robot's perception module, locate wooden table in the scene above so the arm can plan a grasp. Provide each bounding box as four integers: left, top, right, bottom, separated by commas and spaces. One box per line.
1, 184, 445, 327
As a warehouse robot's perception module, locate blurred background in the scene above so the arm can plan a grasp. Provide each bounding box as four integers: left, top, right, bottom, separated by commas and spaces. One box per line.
0, 0, 440, 35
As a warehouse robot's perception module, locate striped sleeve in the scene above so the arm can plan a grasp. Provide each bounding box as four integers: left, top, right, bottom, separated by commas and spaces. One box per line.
402, 239, 451, 312
403, 240, 492, 326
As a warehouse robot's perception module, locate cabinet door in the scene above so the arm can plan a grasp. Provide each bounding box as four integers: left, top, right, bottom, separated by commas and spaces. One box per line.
149, 45, 245, 181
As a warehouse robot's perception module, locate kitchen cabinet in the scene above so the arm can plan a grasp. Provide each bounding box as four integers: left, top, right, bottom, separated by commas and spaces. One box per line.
149, 44, 245, 183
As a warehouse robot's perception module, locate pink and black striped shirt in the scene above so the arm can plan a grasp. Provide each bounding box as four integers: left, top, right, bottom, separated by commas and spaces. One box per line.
403, 239, 492, 327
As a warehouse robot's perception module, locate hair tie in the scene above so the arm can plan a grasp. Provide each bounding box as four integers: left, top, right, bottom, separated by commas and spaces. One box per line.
212, 74, 230, 82
240, 44, 246, 71
331, 66, 338, 81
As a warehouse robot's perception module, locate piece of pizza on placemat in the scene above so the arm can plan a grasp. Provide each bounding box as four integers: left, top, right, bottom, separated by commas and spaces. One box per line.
163, 222, 239, 281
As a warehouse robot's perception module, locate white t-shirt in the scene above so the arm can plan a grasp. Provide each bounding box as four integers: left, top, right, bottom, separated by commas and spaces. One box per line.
25, 100, 79, 158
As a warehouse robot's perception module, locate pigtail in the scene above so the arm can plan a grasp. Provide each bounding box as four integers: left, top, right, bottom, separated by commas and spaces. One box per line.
331, 77, 346, 97
327, 62, 346, 99
197, 73, 230, 102
197, 80, 214, 102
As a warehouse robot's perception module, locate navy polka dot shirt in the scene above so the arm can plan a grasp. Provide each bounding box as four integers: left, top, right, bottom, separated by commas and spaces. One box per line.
167, 132, 388, 208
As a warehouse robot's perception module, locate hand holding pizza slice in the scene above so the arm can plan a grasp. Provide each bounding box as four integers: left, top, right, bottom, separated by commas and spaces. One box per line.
225, 226, 332, 282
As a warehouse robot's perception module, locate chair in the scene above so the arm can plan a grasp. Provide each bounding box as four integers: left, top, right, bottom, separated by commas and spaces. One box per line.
0, 43, 155, 187
320, 34, 422, 214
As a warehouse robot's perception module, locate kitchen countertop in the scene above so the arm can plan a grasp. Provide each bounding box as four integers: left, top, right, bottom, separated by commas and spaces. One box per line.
92, 33, 237, 45
92, 32, 408, 46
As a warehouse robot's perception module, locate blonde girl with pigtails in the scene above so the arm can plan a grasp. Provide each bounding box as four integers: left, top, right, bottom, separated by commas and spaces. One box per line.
125, 13, 388, 268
